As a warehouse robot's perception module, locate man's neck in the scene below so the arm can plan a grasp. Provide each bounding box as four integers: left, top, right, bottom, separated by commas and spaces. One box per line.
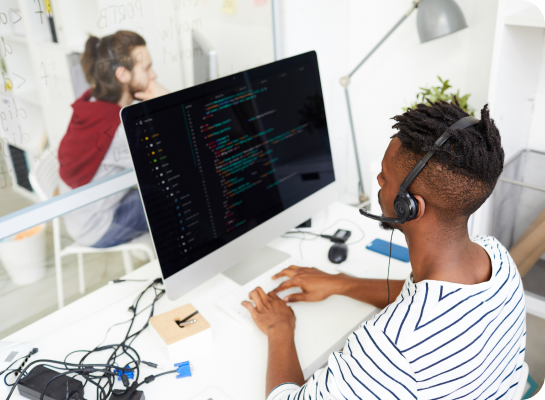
405, 223, 492, 285
118, 90, 133, 108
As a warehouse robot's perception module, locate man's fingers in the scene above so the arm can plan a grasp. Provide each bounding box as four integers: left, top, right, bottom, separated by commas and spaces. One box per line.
272, 265, 303, 280
255, 286, 270, 306
270, 279, 299, 294
283, 292, 308, 303
249, 287, 268, 310
241, 301, 257, 317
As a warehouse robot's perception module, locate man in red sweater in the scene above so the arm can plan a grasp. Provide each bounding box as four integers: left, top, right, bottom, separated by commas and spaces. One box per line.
58, 31, 168, 247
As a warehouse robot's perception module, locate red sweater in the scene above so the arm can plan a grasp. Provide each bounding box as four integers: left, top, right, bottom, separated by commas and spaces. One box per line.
58, 90, 121, 188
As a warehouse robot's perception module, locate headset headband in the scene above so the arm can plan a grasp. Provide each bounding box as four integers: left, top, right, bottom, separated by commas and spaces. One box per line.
359, 115, 480, 224
398, 116, 480, 196
107, 35, 118, 70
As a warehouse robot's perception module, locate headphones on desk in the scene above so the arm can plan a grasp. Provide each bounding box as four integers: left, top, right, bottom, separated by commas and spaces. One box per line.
359, 115, 480, 225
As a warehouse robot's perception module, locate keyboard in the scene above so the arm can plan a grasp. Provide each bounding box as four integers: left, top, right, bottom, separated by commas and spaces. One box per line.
218, 257, 310, 328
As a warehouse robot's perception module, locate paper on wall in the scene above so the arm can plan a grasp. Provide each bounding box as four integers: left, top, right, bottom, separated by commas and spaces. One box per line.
220, 0, 237, 15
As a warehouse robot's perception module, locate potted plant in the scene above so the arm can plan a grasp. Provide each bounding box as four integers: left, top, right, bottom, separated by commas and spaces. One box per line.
405, 76, 474, 116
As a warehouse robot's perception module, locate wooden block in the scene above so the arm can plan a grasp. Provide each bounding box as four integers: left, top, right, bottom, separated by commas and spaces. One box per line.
149, 304, 212, 363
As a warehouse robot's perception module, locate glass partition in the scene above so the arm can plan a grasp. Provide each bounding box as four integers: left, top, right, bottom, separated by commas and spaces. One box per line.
0, 0, 275, 333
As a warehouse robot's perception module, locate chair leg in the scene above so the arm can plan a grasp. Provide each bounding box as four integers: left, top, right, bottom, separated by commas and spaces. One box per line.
55, 254, 64, 309
77, 253, 85, 294
53, 219, 64, 309
122, 250, 134, 274
143, 247, 155, 261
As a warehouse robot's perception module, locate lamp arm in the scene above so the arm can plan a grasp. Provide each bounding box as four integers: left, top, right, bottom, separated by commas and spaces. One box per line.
342, 0, 421, 83
340, 0, 421, 205
344, 88, 366, 202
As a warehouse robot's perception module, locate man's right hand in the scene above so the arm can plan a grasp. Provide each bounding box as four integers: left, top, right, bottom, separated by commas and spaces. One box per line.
270, 266, 347, 303
134, 80, 169, 101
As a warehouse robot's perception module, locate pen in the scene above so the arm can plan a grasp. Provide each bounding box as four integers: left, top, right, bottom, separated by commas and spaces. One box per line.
177, 319, 197, 327
176, 310, 199, 327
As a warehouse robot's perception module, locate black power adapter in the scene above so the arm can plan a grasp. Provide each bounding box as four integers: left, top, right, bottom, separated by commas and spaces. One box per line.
111, 389, 146, 400
18, 365, 83, 400
111, 382, 146, 400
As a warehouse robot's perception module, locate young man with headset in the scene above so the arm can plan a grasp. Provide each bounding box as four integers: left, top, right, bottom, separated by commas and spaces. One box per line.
242, 101, 526, 399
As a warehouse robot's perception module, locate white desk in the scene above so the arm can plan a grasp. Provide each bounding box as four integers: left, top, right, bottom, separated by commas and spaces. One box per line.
2, 202, 411, 400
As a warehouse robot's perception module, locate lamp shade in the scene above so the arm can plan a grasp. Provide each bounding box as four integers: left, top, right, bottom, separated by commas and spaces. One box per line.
417, 0, 468, 43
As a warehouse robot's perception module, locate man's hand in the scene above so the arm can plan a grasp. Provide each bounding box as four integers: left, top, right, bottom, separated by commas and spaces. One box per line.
270, 265, 345, 303
134, 80, 169, 101
242, 287, 296, 336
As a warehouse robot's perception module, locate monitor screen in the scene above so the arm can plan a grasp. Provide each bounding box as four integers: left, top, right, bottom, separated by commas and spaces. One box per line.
122, 51, 334, 280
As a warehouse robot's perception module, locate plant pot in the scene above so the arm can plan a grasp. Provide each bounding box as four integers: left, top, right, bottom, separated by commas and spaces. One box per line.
0, 224, 47, 286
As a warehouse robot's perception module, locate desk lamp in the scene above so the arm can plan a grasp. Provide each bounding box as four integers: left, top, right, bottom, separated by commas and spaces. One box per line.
340, 0, 468, 204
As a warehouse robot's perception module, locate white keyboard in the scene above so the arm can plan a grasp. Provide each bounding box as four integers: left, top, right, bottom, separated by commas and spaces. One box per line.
218, 257, 310, 328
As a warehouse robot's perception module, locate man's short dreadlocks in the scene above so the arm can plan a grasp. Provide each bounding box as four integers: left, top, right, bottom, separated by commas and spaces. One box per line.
391, 100, 504, 224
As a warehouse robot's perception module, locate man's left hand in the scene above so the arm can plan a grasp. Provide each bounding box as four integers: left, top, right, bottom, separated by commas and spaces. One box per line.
242, 287, 296, 336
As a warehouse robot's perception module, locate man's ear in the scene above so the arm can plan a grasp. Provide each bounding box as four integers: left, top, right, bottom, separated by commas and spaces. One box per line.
412, 194, 426, 222
114, 65, 130, 84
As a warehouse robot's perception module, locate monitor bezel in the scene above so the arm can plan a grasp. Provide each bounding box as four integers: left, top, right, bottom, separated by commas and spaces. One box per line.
121, 50, 338, 300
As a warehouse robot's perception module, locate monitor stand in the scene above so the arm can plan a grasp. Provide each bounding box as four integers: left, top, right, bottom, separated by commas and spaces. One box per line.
222, 246, 291, 286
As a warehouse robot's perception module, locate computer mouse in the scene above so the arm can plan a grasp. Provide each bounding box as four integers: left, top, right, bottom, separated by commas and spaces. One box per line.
328, 243, 348, 264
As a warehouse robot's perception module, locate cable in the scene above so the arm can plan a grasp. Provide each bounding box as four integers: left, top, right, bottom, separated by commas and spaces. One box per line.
133, 369, 177, 390
5, 278, 167, 400
93, 303, 154, 349
109, 279, 149, 284
282, 217, 366, 258
387, 227, 395, 305
1, 348, 38, 386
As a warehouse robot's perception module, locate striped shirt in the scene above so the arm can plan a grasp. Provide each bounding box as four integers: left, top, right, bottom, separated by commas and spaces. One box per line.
268, 236, 526, 400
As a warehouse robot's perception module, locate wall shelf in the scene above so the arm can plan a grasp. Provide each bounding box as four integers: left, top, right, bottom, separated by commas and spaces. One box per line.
505, 4, 545, 27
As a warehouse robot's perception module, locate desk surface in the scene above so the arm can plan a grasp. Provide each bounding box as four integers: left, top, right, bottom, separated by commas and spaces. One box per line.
1, 202, 412, 400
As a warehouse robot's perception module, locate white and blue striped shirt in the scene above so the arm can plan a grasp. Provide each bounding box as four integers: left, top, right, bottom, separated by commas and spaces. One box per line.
268, 236, 526, 400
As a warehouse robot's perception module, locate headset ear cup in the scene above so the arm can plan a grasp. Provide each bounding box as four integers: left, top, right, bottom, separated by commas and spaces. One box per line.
407, 195, 419, 222
394, 195, 419, 222
394, 197, 409, 220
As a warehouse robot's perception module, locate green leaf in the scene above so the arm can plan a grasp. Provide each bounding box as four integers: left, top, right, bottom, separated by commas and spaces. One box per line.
403, 76, 474, 115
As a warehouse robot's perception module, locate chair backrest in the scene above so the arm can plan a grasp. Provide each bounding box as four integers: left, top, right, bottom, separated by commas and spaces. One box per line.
28, 149, 60, 201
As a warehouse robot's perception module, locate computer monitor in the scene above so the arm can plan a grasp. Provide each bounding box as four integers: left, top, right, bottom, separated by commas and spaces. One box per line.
121, 51, 337, 300
192, 30, 218, 86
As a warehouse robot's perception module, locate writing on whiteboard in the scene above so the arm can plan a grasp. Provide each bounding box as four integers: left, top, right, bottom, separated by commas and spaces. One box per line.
97, 0, 144, 28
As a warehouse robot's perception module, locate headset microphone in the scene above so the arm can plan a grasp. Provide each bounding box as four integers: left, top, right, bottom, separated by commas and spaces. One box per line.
359, 115, 480, 225
359, 208, 406, 224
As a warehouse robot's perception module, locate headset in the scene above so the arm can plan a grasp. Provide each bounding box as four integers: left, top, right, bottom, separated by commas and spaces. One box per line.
96, 35, 119, 71
106, 35, 119, 71
359, 115, 480, 225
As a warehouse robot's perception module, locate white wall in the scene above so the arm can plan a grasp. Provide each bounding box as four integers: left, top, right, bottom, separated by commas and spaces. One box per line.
529, 36, 545, 153
279, 0, 351, 200
281, 0, 499, 205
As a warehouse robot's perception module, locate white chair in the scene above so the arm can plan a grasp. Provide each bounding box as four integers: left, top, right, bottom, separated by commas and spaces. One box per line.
29, 149, 156, 308
514, 362, 530, 400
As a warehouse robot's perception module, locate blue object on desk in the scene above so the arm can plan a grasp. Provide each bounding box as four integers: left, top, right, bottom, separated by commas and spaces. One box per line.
366, 239, 410, 263
175, 361, 193, 379
114, 369, 134, 381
